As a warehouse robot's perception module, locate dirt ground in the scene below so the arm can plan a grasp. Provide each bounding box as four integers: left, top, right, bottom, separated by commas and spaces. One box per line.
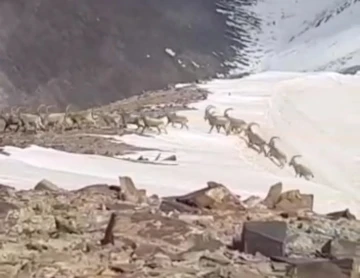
0, 86, 208, 157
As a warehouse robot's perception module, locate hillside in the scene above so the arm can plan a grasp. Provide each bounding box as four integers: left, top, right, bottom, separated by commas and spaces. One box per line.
0, 0, 235, 109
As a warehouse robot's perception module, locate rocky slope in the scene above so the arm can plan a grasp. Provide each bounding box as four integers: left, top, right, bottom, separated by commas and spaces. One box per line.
0, 0, 234, 109
0, 176, 358, 277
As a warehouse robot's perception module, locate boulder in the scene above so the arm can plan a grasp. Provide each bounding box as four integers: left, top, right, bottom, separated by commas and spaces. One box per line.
119, 176, 147, 204
175, 181, 245, 211
233, 221, 287, 257
262, 182, 282, 209
275, 190, 313, 213
326, 209, 356, 220
34, 179, 62, 192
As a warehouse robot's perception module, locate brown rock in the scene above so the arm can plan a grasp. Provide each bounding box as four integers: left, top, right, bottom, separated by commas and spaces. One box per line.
262, 182, 282, 209
326, 209, 356, 220
159, 198, 200, 214
275, 191, 313, 213
186, 234, 223, 253
321, 238, 360, 259
175, 182, 245, 211
75, 184, 112, 193
0, 201, 18, 217
243, 196, 264, 209
286, 258, 352, 278
145, 252, 172, 269
119, 176, 146, 204
34, 179, 62, 192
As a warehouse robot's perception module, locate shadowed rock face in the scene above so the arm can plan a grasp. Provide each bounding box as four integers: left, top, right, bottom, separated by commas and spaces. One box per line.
0, 0, 235, 109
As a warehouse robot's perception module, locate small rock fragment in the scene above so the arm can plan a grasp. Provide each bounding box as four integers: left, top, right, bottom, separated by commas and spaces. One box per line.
162, 155, 177, 161
101, 213, 116, 245
55, 217, 79, 234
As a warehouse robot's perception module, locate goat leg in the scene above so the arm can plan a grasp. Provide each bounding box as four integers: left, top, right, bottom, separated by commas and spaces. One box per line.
208, 125, 214, 134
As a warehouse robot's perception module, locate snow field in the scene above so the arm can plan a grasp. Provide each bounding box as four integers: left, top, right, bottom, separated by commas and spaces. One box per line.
1, 72, 360, 216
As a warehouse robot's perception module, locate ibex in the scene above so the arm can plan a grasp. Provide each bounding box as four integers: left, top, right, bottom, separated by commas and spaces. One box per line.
223, 108, 246, 135
96, 110, 124, 129
139, 113, 168, 135
267, 136, 287, 168
17, 106, 46, 132
41, 104, 72, 130
65, 105, 97, 129
204, 105, 229, 134
289, 155, 314, 180
165, 111, 189, 130
244, 122, 267, 156
0, 107, 23, 132
119, 108, 144, 131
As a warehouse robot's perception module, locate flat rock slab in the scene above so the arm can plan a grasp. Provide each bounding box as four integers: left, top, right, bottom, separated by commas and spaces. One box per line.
288, 258, 355, 278
321, 238, 360, 259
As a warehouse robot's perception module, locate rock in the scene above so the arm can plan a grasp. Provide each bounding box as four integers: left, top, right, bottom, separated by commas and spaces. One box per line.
162, 155, 177, 161
1, 173, 360, 277
275, 190, 313, 213
34, 179, 62, 192
286, 258, 353, 278
160, 198, 200, 214
243, 196, 264, 209
175, 182, 245, 211
321, 238, 360, 259
233, 221, 287, 257
286, 233, 315, 256
262, 182, 282, 209
178, 214, 214, 226
145, 252, 172, 269
119, 176, 147, 204
0, 201, 18, 217
75, 184, 112, 193
187, 234, 223, 253
326, 209, 356, 220
0, 184, 15, 191
55, 217, 79, 234
134, 243, 164, 260
198, 251, 231, 267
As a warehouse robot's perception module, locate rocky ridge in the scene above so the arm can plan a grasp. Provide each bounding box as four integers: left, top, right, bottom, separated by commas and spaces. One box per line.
0, 178, 358, 277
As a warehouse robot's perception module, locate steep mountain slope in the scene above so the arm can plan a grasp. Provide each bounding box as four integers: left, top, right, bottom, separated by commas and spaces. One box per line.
227, 0, 360, 73
0, 0, 237, 109
1, 0, 359, 108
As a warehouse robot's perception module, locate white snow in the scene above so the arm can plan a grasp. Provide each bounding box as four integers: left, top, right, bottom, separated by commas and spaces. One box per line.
225, 0, 360, 73
1, 71, 360, 216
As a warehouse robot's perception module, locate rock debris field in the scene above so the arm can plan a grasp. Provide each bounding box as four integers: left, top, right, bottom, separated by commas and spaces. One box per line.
0, 176, 359, 277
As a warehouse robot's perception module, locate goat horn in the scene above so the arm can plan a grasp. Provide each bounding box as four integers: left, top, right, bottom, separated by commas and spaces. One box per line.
269, 136, 280, 144
205, 105, 215, 112
290, 155, 302, 164
37, 104, 46, 114
247, 122, 260, 132
224, 107, 233, 117
15, 106, 24, 114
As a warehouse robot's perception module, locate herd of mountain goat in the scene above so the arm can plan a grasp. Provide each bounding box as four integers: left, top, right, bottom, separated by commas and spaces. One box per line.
0, 102, 314, 180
